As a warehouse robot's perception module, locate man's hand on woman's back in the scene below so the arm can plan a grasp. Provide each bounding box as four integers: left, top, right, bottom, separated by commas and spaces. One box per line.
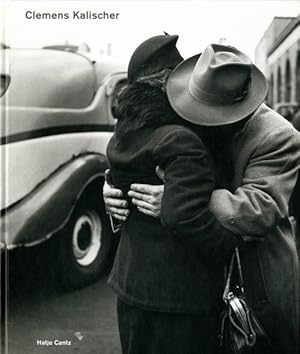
103, 179, 129, 222
128, 183, 164, 218
103, 167, 165, 221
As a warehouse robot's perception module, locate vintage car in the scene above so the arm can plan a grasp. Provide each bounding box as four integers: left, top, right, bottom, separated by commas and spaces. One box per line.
0, 47, 127, 289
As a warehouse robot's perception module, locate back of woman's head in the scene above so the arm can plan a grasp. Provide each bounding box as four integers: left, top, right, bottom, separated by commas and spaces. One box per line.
135, 68, 171, 92
114, 68, 182, 140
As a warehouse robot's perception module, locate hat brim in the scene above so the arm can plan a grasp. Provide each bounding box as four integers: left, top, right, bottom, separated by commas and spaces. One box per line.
167, 54, 268, 126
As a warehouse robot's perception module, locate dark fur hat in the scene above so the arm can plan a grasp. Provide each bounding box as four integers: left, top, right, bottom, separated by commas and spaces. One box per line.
127, 34, 183, 83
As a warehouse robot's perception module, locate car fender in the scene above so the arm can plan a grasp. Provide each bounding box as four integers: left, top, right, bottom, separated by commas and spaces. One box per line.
1, 153, 108, 248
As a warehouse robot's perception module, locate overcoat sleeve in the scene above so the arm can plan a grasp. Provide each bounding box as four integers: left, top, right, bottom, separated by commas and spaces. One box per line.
209, 126, 300, 235
153, 127, 238, 261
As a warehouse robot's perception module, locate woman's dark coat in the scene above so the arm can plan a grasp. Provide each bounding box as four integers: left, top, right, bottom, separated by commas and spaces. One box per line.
106, 81, 238, 314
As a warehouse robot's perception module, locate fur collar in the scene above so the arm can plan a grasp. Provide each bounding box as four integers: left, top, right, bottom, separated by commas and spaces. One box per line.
114, 81, 182, 141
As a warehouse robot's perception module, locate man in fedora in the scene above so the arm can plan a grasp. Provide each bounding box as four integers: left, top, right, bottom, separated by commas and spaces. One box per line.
104, 44, 300, 354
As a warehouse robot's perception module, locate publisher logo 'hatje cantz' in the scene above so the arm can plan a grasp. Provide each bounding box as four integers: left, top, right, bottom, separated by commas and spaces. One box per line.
36, 339, 72, 346
25, 10, 120, 20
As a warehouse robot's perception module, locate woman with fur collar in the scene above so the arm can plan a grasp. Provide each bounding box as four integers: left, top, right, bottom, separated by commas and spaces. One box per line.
106, 35, 238, 354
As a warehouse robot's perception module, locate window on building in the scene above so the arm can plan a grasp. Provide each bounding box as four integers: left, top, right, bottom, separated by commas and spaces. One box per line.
296, 52, 300, 106
285, 60, 291, 102
268, 73, 274, 107
277, 67, 282, 103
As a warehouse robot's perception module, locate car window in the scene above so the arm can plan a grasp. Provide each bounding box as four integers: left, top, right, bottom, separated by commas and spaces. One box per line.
111, 78, 127, 118
4, 49, 97, 109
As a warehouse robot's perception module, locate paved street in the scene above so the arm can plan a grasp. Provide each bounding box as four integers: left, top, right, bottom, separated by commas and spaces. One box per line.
6, 242, 121, 354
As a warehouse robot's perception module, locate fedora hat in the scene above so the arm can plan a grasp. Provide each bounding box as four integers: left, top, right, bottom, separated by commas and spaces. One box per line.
167, 44, 268, 126
127, 34, 183, 83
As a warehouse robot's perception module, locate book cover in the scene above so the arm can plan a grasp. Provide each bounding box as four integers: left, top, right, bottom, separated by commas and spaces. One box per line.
0, 1, 299, 353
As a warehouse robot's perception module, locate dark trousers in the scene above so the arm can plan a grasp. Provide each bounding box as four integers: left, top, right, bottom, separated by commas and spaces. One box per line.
117, 297, 220, 354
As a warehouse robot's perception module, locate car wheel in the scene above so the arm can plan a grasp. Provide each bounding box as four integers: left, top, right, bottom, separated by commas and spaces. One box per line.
55, 189, 113, 290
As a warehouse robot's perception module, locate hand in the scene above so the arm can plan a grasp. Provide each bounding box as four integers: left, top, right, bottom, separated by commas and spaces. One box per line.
103, 170, 129, 222
128, 183, 164, 218
128, 166, 165, 218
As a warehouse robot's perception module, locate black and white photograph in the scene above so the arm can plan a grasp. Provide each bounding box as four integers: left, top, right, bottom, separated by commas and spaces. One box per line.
1, 0, 300, 353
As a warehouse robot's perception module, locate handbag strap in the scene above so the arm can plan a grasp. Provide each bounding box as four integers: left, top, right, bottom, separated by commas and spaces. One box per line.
223, 247, 245, 302
235, 247, 245, 294
222, 248, 258, 347
223, 250, 235, 301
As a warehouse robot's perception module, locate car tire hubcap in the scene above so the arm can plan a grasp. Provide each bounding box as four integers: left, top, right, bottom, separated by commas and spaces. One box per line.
72, 210, 102, 266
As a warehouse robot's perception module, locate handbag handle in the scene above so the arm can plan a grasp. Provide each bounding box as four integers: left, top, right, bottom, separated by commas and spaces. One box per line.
223, 247, 245, 302
222, 247, 258, 347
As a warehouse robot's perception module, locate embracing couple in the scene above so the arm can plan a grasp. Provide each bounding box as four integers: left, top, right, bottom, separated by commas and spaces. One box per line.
104, 34, 300, 354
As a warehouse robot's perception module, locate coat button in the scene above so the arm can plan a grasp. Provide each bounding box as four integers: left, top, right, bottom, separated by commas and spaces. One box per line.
228, 217, 236, 225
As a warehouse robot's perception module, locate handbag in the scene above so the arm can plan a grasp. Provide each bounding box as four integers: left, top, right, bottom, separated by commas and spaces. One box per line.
218, 248, 274, 354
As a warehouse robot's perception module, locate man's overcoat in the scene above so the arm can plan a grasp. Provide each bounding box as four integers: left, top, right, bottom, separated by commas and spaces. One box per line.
210, 104, 300, 354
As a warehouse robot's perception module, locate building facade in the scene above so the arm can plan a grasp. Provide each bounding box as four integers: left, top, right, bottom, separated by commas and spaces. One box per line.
255, 16, 300, 117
